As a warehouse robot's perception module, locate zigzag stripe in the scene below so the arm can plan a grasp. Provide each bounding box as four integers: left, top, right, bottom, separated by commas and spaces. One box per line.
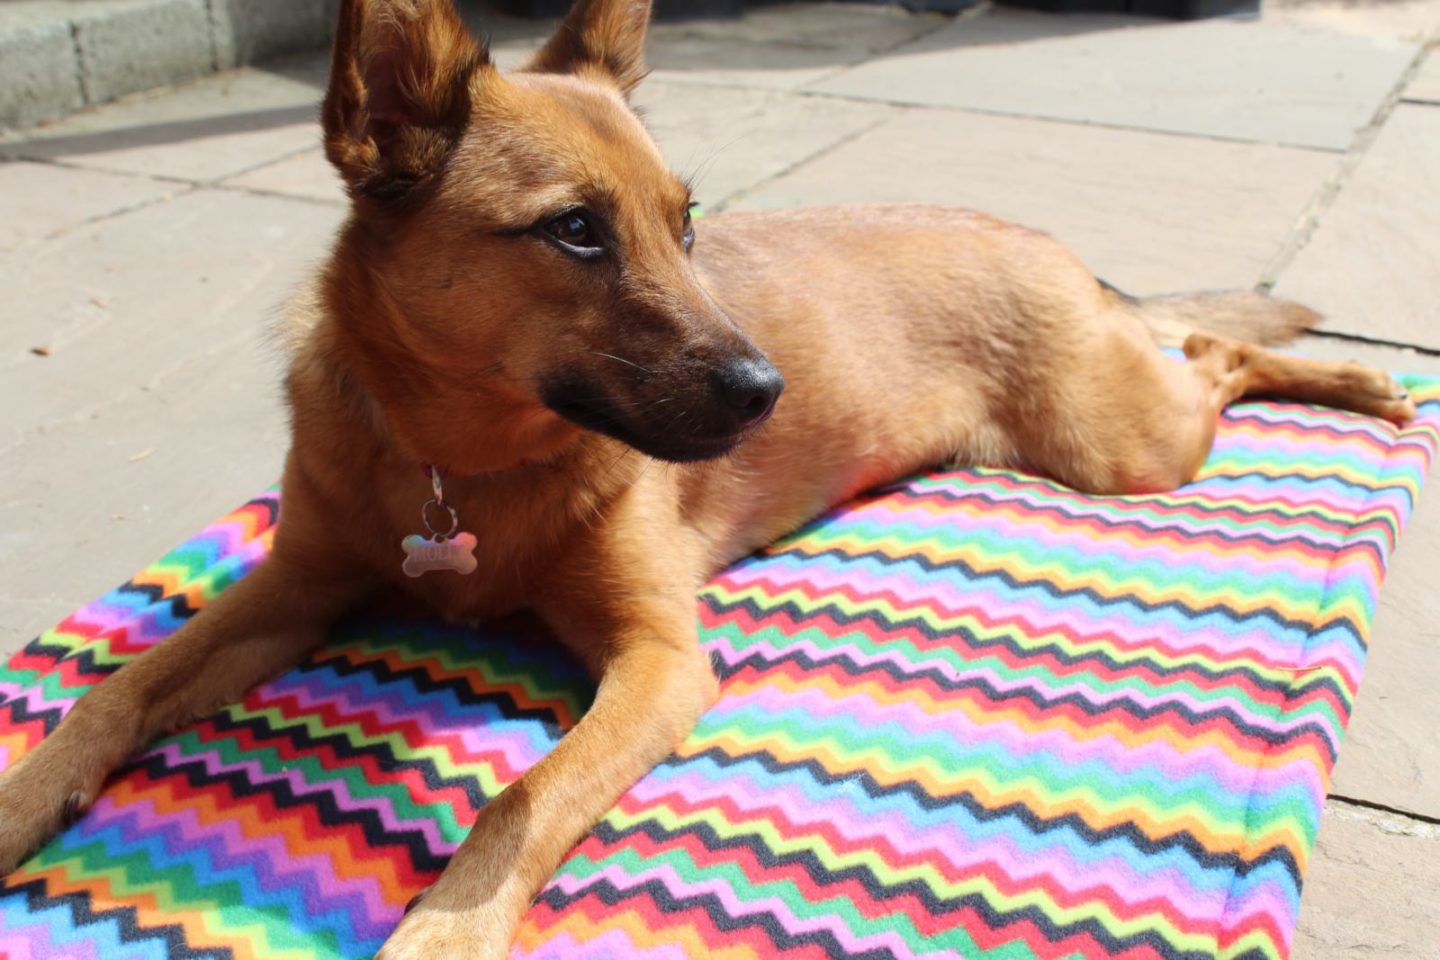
533, 862, 1247, 960
704, 669, 1334, 804
702, 590, 1353, 716
590, 794, 1279, 933
699, 598, 1358, 692
666, 745, 1305, 879
863, 485, 1399, 560
726, 548, 1372, 642
122, 733, 469, 877
701, 642, 1342, 759
700, 613, 1354, 718
0, 878, 232, 960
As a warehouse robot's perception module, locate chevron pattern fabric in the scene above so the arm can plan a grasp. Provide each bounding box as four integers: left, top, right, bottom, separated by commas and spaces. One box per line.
1, 377, 1437, 960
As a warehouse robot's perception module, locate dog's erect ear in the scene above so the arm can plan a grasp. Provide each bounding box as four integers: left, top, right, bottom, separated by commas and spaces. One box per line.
525, 0, 652, 94
322, 0, 488, 204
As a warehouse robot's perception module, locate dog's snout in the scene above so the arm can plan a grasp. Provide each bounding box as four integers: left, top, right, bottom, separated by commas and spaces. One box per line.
712, 357, 785, 427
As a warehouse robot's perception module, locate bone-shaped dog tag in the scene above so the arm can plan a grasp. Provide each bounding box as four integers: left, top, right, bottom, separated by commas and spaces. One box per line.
401, 532, 478, 578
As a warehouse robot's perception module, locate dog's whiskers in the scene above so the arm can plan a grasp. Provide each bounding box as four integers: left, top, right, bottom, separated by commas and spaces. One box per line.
591, 351, 657, 376
685, 132, 751, 201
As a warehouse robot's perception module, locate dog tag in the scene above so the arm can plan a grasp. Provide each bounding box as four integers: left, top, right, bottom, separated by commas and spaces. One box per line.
401, 532, 478, 577
403, 467, 478, 577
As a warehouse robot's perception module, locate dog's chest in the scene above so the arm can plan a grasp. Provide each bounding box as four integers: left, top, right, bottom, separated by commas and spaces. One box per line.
371, 481, 573, 623
388, 546, 530, 622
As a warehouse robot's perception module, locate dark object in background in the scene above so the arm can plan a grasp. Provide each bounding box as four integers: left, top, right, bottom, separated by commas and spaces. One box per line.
997, 0, 1258, 19
503, 0, 742, 18
896, 0, 978, 12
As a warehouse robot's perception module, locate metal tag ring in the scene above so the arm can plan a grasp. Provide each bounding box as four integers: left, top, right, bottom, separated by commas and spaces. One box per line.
421, 499, 460, 540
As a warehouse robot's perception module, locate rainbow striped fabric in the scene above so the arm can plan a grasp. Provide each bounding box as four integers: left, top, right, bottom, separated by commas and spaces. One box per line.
1, 376, 1437, 960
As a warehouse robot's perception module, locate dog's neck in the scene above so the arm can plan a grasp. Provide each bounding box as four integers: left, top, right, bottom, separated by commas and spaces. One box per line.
303, 255, 595, 478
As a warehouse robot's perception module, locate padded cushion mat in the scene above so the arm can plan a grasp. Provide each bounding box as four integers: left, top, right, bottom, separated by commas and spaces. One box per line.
2, 377, 1438, 960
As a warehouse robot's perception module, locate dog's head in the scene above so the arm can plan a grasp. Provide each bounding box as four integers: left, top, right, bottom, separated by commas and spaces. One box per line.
320, 0, 782, 471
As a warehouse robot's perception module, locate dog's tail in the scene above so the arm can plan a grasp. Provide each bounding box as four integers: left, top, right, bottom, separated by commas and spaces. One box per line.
1100, 279, 1321, 349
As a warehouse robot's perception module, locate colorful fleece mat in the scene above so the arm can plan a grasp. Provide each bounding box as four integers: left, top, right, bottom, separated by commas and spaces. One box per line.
2, 377, 1438, 960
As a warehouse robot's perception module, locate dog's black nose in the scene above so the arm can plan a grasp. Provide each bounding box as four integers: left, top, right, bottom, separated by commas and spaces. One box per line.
712, 357, 785, 427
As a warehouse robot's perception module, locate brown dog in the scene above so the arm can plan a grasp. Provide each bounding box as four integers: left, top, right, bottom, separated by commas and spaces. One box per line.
0, 0, 1416, 956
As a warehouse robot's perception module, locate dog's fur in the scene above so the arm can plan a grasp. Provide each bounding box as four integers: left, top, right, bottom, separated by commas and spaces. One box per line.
0, 0, 1416, 956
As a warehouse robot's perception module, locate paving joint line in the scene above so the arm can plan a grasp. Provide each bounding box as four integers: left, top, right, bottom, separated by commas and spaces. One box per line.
0, 150, 198, 187
203, 0, 223, 74
211, 181, 346, 208
67, 20, 90, 107
656, 74, 1347, 154
711, 111, 897, 212
208, 141, 321, 185
0, 148, 345, 216
798, 2, 988, 90
1305, 329, 1440, 358
1255, 43, 1434, 293
3, 165, 201, 245
42, 189, 189, 244
0, 328, 281, 463
0, 154, 200, 244
1328, 794, 1440, 827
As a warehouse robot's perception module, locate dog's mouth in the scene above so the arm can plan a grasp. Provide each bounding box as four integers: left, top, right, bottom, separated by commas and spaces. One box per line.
540, 377, 759, 463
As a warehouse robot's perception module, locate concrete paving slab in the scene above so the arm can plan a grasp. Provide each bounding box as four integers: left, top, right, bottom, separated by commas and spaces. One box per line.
646, 2, 947, 92
0, 56, 328, 183
635, 81, 898, 207
0, 338, 290, 658
1403, 50, 1440, 103
731, 106, 1340, 294
1, 188, 340, 655
809, 8, 1417, 150
221, 147, 346, 205
1292, 800, 1440, 960
1274, 104, 1440, 351
0, 161, 180, 253
0, 187, 342, 456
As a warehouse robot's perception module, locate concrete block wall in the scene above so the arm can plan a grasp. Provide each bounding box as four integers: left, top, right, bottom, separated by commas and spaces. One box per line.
0, 0, 340, 131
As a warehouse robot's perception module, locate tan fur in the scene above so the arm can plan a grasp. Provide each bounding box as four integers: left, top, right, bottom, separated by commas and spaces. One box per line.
0, 1, 1416, 957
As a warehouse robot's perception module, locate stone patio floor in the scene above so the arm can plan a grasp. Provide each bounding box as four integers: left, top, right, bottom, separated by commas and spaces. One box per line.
1, 0, 1438, 955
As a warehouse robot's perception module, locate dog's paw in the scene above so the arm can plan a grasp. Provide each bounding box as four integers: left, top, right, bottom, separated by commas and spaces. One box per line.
1376, 374, 1417, 424
375, 901, 511, 960
0, 763, 94, 875
1341, 366, 1417, 424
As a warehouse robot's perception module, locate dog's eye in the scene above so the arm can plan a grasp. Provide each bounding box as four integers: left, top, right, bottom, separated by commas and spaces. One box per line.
543, 210, 601, 253
682, 204, 697, 252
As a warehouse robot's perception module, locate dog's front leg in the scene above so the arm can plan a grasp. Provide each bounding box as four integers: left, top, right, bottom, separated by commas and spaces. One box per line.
378, 510, 717, 960
0, 543, 368, 874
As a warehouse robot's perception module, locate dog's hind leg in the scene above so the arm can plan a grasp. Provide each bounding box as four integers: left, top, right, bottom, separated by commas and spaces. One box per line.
1178, 330, 1415, 422
0, 531, 368, 875
1010, 291, 1416, 498
1114, 285, 1415, 425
